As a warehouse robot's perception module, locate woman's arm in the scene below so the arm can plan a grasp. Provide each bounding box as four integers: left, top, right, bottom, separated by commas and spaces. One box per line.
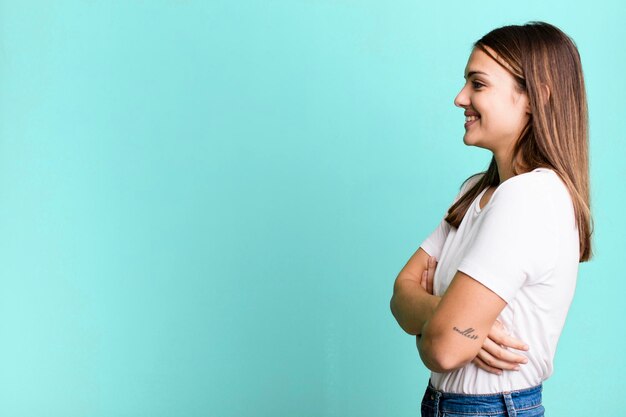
418, 260, 529, 374
417, 270, 507, 373
390, 247, 441, 335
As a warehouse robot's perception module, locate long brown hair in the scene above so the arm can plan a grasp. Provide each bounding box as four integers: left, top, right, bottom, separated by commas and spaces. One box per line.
444, 21, 594, 262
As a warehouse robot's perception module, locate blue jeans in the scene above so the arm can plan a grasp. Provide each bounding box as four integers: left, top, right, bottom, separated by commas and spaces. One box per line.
421, 380, 544, 417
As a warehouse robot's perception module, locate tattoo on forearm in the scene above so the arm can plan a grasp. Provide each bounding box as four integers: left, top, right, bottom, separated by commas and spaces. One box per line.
453, 326, 479, 340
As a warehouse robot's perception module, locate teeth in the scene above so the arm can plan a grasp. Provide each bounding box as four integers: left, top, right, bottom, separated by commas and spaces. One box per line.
465, 115, 480, 122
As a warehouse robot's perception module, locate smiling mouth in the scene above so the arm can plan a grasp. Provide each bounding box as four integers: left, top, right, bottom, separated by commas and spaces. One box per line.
464, 116, 480, 129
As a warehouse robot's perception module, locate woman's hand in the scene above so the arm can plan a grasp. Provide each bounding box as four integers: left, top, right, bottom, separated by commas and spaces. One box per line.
471, 320, 529, 374
420, 256, 437, 295
421, 256, 530, 375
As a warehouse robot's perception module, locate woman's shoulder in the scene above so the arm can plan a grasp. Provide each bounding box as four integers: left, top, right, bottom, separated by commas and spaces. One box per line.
491, 168, 574, 226
496, 168, 569, 201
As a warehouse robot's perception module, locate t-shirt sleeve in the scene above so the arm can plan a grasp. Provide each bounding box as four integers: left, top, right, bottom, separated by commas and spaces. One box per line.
456, 176, 557, 304
419, 174, 483, 260
419, 216, 451, 260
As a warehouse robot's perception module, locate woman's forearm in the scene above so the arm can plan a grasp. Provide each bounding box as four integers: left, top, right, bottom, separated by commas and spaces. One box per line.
390, 276, 441, 335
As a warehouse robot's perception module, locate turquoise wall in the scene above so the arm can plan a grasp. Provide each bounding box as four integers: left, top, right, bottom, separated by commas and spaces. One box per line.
0, 1, 623, 415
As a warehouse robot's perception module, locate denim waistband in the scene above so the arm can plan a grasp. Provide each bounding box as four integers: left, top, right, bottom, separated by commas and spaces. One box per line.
422, 379, 543, 416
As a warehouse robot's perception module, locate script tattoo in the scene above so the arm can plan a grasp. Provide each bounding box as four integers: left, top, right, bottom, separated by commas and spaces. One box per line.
453, 326, 479, 340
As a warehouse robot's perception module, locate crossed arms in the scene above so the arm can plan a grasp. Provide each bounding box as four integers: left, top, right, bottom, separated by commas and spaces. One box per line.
390, 247, 529, 374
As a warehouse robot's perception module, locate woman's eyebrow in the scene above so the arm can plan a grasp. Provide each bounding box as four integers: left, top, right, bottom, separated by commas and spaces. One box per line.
464, 70, 489, 79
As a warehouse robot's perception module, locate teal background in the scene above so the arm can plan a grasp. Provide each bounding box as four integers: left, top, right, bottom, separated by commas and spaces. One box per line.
0, 1, 623, 415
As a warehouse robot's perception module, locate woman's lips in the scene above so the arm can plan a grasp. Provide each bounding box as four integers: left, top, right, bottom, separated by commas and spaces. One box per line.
464, 118, 480, 129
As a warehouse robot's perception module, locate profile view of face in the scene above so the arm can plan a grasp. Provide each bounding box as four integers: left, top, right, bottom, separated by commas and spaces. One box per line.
454, 46, 531, 155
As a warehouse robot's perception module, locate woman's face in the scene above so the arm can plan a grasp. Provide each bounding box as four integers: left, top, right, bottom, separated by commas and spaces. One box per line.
454, 46, 530, 154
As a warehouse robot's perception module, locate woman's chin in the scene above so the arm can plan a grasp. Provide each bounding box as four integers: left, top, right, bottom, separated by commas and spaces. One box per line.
463, 134, 478, 146
462, 132, 488, 148
463, 138, 493, 153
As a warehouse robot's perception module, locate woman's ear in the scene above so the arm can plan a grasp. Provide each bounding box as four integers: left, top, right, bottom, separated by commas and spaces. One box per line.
528, 84, 550, 115
539, 83, 551, 106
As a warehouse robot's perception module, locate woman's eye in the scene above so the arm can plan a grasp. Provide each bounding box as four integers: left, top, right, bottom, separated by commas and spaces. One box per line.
472, 81, 484, 89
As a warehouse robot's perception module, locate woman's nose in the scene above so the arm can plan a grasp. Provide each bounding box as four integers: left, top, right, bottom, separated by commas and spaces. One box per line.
454, 86, 469, 108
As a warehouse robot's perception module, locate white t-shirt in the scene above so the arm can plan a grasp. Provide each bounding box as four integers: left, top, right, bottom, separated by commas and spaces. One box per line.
419, 167, 580, 394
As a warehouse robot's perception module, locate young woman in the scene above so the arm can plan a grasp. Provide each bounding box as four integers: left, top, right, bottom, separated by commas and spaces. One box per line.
390, 21, 592, 416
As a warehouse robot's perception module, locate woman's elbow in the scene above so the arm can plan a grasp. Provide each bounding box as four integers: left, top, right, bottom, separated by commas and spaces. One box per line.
417, 334, 472, 373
